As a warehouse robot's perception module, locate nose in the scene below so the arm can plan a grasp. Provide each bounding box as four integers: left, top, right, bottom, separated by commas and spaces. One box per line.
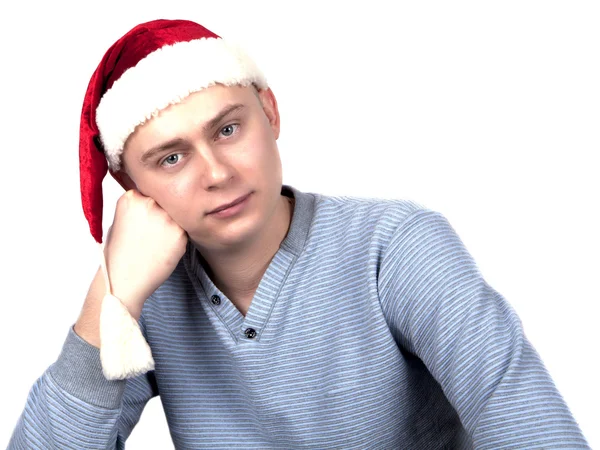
196, 146, 234, 189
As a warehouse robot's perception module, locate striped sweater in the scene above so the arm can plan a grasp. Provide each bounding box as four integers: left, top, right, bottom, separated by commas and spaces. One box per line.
8, 184, 589, 449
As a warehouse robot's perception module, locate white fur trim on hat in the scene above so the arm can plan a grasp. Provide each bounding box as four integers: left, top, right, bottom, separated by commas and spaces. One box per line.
95, 37, 268, 171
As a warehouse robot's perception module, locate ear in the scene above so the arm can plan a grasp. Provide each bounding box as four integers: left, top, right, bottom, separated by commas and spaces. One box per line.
257, 87, 281, 139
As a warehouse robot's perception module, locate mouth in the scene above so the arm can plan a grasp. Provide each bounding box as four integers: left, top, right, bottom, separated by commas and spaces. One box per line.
207, 192, 252, 215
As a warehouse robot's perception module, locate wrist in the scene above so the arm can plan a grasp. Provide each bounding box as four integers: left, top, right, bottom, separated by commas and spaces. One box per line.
109, 290, 143, 322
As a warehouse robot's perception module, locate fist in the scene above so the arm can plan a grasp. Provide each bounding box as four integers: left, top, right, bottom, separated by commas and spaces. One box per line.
103, 189, 188, 320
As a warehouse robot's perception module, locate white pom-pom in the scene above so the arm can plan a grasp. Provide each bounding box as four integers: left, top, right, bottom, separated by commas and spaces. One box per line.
99, 293, 155, 380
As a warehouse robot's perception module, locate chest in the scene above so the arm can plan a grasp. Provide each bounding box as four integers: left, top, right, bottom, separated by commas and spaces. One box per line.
145, 288, 463, 448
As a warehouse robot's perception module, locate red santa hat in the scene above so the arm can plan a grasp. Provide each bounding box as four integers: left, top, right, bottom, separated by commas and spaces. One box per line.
81, 18, 267, 244
79, 19, 267, 380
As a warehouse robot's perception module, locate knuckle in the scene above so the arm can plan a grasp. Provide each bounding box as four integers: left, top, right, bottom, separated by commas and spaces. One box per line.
118, 189, 135, 205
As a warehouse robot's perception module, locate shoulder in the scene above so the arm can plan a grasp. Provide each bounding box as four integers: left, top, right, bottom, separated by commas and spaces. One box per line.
310, 192, 477, 289
311, 190, 431, 235
303, 190, 461, 264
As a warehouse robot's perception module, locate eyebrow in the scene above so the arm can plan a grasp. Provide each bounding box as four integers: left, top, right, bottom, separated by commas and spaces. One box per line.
139, 103, 246, 165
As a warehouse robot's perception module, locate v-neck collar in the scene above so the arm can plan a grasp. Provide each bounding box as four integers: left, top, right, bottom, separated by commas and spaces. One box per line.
183, 184, 315, 342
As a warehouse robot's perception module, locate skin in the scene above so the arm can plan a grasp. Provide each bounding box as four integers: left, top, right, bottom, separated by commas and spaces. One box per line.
111, 84, 294, 315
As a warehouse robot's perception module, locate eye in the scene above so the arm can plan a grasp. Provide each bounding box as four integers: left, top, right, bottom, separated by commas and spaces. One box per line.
160, 153, 182, 167
219, 123, 239, 138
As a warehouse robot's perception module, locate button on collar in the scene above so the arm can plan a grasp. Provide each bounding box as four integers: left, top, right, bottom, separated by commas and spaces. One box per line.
244, 328, 257, 339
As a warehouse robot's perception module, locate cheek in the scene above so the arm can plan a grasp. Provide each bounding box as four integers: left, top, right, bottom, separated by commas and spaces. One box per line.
164, 178, 197, 216
260, 135, 282, 177
245, 126, 280, 169
140, 176, 196, 224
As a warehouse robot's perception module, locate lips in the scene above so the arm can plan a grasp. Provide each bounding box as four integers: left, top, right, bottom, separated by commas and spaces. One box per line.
208, 193, 251, 214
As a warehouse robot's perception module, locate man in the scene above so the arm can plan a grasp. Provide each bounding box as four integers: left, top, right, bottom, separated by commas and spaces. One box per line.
8, 19, 589, 449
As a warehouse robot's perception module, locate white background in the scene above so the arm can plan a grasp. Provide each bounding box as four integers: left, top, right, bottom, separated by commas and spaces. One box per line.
1, 1, 598, 448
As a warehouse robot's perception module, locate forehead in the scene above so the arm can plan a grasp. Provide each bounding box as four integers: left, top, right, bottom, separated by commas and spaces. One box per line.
124, 84, 258, 153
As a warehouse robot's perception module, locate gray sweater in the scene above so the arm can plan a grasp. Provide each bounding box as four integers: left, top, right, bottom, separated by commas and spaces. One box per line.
8, 184, 589, 449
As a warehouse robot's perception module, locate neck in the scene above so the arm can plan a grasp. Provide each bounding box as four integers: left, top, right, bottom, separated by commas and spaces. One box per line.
193, 194, 294, 315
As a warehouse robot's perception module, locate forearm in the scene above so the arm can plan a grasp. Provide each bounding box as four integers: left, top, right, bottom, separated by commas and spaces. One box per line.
8, 326, 127, 449
73, 266, 105, 349
471, 337, 588, 449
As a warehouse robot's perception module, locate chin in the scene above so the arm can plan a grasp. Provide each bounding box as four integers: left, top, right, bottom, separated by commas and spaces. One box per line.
193, 206, 264, 250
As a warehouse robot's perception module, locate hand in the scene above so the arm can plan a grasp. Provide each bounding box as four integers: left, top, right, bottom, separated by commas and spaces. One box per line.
103, 189, 188, 320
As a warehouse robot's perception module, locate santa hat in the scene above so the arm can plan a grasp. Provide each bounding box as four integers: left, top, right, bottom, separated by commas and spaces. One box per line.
79, 19, 267, 380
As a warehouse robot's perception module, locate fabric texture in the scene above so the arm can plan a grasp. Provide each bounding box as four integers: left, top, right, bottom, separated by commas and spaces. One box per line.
8, 185, 590, 449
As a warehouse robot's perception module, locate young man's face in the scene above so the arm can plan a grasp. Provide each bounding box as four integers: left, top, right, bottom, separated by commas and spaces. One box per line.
117, 84, 284, 251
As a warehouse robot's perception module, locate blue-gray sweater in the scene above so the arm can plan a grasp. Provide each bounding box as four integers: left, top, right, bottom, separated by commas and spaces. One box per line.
8, 185, 589, 449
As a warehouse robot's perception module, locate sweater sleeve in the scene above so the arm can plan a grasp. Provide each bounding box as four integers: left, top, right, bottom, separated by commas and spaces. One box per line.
378, 209, 590, 449
7, 324, 159, 450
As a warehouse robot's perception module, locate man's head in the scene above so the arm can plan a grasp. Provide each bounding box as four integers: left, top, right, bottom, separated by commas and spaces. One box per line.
80, 19, 271, 244
113, 83, 283, 251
